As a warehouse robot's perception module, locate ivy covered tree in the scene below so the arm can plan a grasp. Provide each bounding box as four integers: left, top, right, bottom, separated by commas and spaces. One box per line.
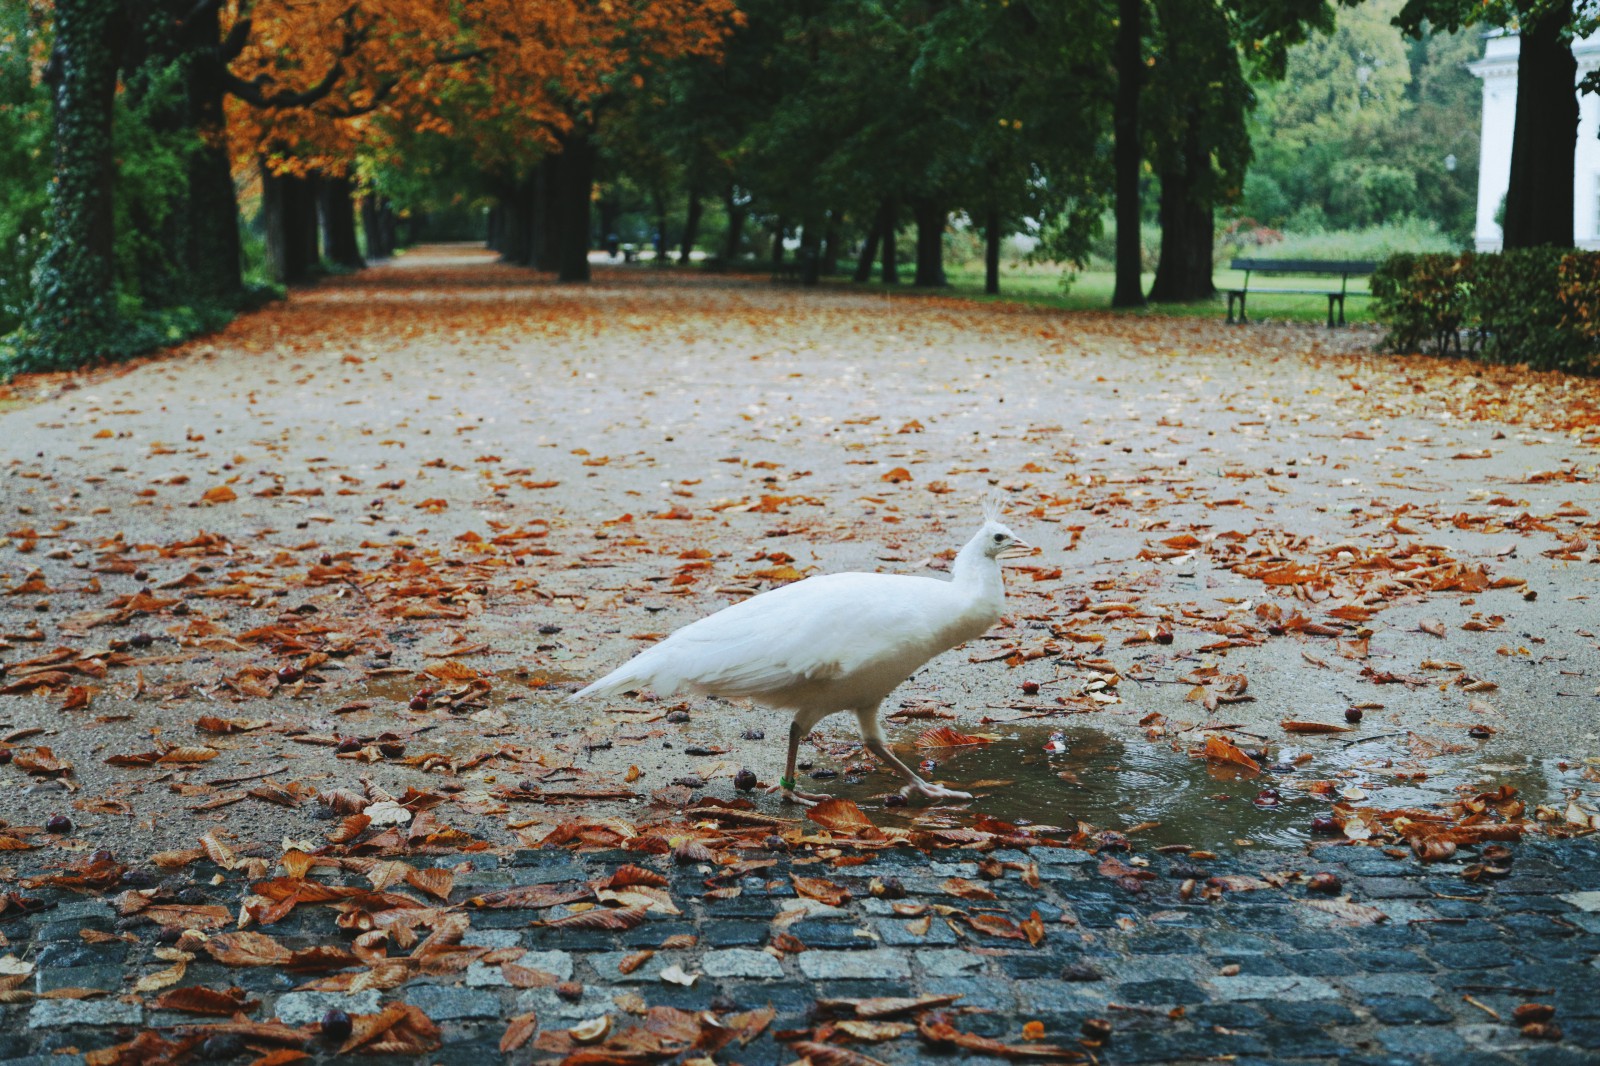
23, 0, 122, 369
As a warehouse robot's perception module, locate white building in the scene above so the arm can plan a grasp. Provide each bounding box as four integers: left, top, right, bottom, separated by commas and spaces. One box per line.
1469, 31, 1600, 250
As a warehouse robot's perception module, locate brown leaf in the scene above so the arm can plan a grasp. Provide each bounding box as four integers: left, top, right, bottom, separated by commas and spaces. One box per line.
158, 746, 220, 764
941, 877, 997, 901
204, 931, 291, 967
338, 1002, 442, 1055
1201, 735, 1261, 773
807, 798, 877, 834
539, 905, 648, 931
916, 726, 993, 748
968, 913, 1028, 941
918, 1013, 1086, 1060
1300, 898, 1389, 925
500, 1011, 538, 1053
403, 867, 454, 902
791, 874, 851, 908
151, 985, 258, 1016
1280, 720, 1352, 735
788, 1041, 893, 1066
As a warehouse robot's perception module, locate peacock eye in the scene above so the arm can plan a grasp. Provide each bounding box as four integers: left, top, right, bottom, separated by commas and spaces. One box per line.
993, 533, 1004, 542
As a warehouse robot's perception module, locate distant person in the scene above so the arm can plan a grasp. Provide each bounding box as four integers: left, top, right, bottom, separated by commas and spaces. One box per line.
606, 233, 620, 260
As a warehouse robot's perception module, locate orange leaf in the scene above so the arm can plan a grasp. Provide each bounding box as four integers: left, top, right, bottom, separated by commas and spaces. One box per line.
1202, 735, 1261, 773
499, 1011, 538, 1053
807, 798, 877, 834
915, 726, 992, 748
1280, 720, 1351, 734
791, 874, 851, 907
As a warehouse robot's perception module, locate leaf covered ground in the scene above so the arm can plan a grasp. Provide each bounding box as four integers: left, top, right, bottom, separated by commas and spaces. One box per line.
0, 247, 1596, 1061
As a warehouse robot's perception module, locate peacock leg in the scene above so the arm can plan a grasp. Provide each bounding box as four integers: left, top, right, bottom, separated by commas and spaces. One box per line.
855, 707, 972, 803
770, 716, 830, 804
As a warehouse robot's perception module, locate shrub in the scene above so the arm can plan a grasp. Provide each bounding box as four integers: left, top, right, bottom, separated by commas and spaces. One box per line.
1372, 248, 1600, 374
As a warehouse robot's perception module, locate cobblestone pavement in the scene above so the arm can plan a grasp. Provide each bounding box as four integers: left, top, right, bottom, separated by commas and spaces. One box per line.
1, 830, 1596, 1065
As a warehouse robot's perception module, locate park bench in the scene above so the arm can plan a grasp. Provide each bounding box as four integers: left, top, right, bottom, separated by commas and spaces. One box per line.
1226, 258, 1375, 327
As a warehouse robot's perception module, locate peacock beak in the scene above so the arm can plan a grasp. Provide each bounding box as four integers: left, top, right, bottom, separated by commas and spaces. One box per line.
998, 540, 1034, 560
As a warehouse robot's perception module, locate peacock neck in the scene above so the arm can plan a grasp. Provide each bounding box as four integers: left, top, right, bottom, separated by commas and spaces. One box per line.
951, 533, 1003, 599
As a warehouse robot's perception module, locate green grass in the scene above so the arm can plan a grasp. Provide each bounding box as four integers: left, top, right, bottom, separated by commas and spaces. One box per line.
853, 263, 1376, 325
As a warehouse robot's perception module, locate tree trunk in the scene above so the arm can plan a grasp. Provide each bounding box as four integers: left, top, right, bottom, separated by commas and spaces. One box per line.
26, 0, 122, 366
180, 0, 243, 304
122, 0, 188, 309
652, 186, 669, 265
681, 184, 704, 263
723, 187, 746, 262
1503, 1, 1577, 249
534, 162, 558, 270
262, 164, 321, 284
1149, 118, 1216, 302
854, 202, 887, 282
881, 198, 899, 284
556, 131, 596, 282
321, 175, 365, 269
984, 208, 1002, 295
912, 200, 946, 287
1111, 0, 1146, 307
365, 195, 394, 258
799, 216, 822, 286
819, 211, 840, 276
771, 217, 787, 268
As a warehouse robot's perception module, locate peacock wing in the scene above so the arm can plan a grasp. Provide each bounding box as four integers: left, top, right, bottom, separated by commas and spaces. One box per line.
636, 573, 948, 700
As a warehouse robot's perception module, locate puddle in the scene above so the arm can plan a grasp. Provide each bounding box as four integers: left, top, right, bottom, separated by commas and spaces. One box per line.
826, 724, 1586, 854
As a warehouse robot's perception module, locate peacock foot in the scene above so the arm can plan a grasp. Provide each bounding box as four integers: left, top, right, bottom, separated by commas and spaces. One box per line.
904, 782, 974, 804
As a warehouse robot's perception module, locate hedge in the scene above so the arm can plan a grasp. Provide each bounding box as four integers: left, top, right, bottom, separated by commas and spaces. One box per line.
1371, 248, 1600, 375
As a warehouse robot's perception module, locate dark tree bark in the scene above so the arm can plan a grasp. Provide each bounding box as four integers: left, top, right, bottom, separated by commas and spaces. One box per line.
652, 186, 669, 266
262, 164, 322, 284
598, 196, 621, 258
912, 200, 947, 287
1149, 118, 1216, 302
497, 178, 532, 265
880, 198, 899, 284
680, 184, 704, 263
320, 175, 365, 269
984, 208, 1002, 295
1112, 0, 1146, 307
798, 215, 822, 286
1503, 1, 1577, 249
770, 217, 787, 268
534, 162, 559, 270
819, 211, 840, 276
556, 131, 596, 282
722, 187, 746, 262
179, 0, 244, 304
854, 203, 886, 283
485, 204, 503, 253
26, 0, 122, 366
364, 196, 392, 259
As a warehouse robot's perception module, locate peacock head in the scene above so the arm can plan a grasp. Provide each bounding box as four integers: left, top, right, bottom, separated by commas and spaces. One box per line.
978, 493, 1031, 560
978, 520, 1032, 560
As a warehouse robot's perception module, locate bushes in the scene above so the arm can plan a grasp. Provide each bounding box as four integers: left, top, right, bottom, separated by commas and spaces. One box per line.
1372, 249, 1600, 375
